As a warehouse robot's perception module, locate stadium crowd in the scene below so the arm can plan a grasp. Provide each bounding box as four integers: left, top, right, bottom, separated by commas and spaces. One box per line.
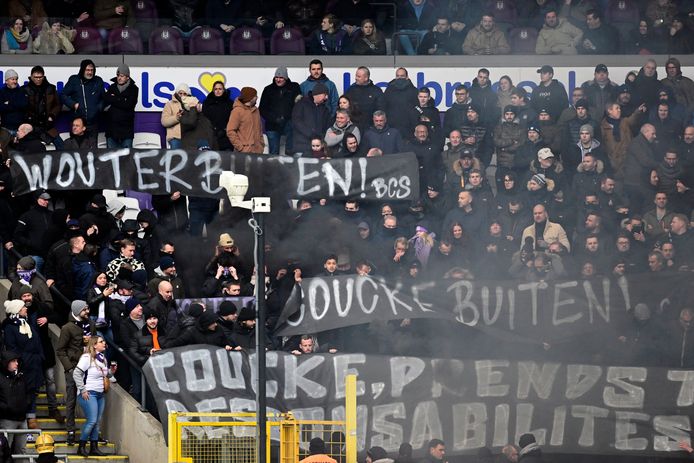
0, 3, 694, 461
0, 0, 693, 55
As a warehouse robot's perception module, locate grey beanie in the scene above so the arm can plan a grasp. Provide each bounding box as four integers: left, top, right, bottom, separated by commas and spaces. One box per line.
117, 64, 130, 76
71, 300, 87, 318
5, 69, 18, 81
579, 124, 594, 136
274, 66, 288, 79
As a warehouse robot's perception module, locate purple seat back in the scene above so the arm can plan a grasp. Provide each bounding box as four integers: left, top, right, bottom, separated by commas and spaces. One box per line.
606, 0, 639, 23
188, 26, 224, 55
133, 0, 159, 23
108, 27, 143, 54
149, 26, 184, 54
508, 27, 538, 54
270, 27, 306, 54
484, 0, 517, 25
229, 26, 265, 54
74, 27, 103, 54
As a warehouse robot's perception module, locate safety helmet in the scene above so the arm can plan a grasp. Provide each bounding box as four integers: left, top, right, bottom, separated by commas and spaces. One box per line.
35, 434, 55, 454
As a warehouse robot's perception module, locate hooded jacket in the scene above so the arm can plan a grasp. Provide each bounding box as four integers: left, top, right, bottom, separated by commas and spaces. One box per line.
61, 59, 105, 126
384, 78, 419, 136
226, 98, 264, 153
0, 350, 27, 421
104, 75, 139, 140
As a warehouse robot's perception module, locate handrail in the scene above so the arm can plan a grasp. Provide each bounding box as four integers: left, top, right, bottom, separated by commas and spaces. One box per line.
371, 2, 397, 35
8, 248, 73, 307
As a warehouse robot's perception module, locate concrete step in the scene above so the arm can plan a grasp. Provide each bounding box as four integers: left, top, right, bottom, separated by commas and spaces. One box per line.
57, 456, 129, 463
36, 417, 85, 430
42, 430, 83, 442
35, 405, 66, 417
36, 393, 65, 405
26, 443, 117, 455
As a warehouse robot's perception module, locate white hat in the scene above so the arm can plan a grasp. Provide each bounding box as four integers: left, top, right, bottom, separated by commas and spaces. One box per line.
537, 147, 554, 160
4, 300, 24, 315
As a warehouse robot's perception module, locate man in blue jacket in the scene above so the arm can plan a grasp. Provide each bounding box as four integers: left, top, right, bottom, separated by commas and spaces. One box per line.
61, 59, 105, 141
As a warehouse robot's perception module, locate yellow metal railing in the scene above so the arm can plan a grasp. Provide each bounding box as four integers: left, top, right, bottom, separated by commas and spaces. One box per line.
169, 374, 358, 463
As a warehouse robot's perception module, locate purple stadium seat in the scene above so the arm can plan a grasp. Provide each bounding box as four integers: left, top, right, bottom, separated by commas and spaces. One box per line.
508, 27, 538, 54
606, 0, 639, 24
188, 26, 224, 55
133, 0, 158, 51
74, 27, 103, 54
229, 26, 265, 55
484, 0, 517, 30
149, 26, 184, 55
270, 27, 306, 55
108, 27, 143, 54
125, 190, 154, 211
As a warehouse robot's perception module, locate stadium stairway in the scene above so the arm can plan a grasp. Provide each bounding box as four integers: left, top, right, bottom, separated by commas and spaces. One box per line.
27, 393, 130, 463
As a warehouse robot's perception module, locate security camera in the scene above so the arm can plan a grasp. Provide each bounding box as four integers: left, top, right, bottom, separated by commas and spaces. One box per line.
219, 171, 270, 213
219, 171, 249, 207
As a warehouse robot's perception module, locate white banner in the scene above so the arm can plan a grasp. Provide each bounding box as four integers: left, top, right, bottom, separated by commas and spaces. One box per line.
3, 65, 686, 112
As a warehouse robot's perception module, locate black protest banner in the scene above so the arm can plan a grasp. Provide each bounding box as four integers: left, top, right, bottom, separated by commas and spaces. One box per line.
9, 150, 419, 200
275, 273, 688, 343
143, 347, 694, 457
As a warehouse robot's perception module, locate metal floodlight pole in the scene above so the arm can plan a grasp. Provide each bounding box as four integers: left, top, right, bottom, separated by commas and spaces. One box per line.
256, 209, 267, 463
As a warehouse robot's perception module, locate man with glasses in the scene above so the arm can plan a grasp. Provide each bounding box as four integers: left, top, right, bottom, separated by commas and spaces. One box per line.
22, 65, 61, 148
103, 64, 138, 148
259, 66, 301, 155
661, 57, 694, 113
443, 84, 471, 136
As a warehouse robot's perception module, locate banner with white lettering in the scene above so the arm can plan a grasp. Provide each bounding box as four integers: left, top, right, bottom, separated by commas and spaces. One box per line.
275, 274, 689, 343
143, 347, 694, 457
9, 150, 419, 201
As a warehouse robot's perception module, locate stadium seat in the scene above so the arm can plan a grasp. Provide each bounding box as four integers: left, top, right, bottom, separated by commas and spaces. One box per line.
270, 27, 306, 55
508, 27, 538, 54
133, 132, 163, 149
229, 26, 265, 54
108, 27, 143, 54
149, 26, 184, 54
188, 26, 225, 55
484, 0, 517, 33
133, 0, 158, 51
607, 0, 639, 51
73, 27, 103, 54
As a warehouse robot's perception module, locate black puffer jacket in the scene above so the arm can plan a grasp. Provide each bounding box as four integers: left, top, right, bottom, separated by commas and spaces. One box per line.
0, 351, 28, 421
13, 204, 52, 256
259, 79, 301, 132
103, 76, 139, 141
128, 324, 167, 366
203, 88, 234, 150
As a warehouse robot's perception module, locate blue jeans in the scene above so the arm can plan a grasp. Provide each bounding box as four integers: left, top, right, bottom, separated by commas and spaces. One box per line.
169, 138, 182, 149
77, 390, 106, 442
107, 137, 133, 149
188, 198, 219, 236
30, 255, 45, 274
52, 135, 64, 150
398, 29, 428, 55
266, 122, 293, 155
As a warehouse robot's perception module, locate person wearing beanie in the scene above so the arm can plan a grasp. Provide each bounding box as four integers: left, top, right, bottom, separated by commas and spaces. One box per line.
148, 255, 185, 300
167, 304, 236, 350
61, 59, 104, 136
512, 125, 548, 177
2, 299, 43, 430
300, 437, 337, 463
230, 304, 258, 349
217, 301, 240, 347
518, 433, 542, 463
161, 82, 203, 149
0, 67, 28, 132
56, 299, 95, 444
128, 307, 166, 367
0, 349, 31, 456
103, 61, 138, 149
259, 66, 301, 155
227, 86, 264, 153
494, 104, 524, 187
